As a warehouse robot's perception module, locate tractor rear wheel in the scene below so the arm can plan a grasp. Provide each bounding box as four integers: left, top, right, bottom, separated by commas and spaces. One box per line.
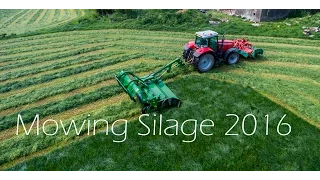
227, 52, 240, 65
194, 54, 215, 72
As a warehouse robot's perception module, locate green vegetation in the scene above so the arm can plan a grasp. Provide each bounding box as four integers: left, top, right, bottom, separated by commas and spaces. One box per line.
0, 9, 85, 35
9, 75, 320, 170
0, 10, 319, 170
1, 9, 320, 40
12, 9, 317, 40
0, 52, 143, 93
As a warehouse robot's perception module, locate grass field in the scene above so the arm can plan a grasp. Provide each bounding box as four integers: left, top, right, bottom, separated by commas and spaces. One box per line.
0, 28, 319, 170
0, 9, 85, 34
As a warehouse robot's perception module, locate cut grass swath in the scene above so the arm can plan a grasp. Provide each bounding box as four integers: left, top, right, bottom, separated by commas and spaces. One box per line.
6, 75, 320, 170
0, 27, 319, 170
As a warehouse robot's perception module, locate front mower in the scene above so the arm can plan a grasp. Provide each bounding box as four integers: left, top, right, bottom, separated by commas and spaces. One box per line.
115, 58, 184, 114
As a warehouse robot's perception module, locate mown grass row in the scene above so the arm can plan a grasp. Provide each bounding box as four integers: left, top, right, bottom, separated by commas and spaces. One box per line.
1, 26, 319, 47
0, 78, 116, 118
0, 34, 187, 57
1, 29, 312, 57
0, 66, 182, 164
0, 10, 23, 28
4, 29, 318, 47
0, 40, 182, 75
58, 10, 71, 22
0, 30, 189, 51
38, 10, 51, 24
34, 10, 47, 24
0, 35, 114, 56
0, 10, 21, 22
0, 52, 142, 93
0, 84, 122, 132
0, 55, 175, 111
262, 52, 320, 65
1, 57, 133, 101
0, 60, 166, 131
0, 49, 116, 80
0, 9, 85, 35
45, 9, 55, 23
0, 53, 142, 110
2, 33, 108, 53
15, 10, 34, 25
0, 29, 319, 170
0, 10, 28, 28
0, 28, 189, 45
0, 100, 139, 166
52, 10, 60, 23
0, 36, 183, 64
0, 29, 314, 119
1, 60, 181, 131
6, 75, 320, 170
209, 68, 320, 122
0, 31, 101, 46
1, 46, 74, 64
256, 43, 320, 56
240, 61, 320, 82
1, 38, 182, 66
1, 58, 169, 115
0, 38, 114, 64
0, 51, 122, 82
0, 44, 115, 71
26, 10, 43, 24
0, 60, 184, 167
13, 31, 319, 54
242, 69, 318, 98
1, 29, 318, 122
0, 33, 106, 51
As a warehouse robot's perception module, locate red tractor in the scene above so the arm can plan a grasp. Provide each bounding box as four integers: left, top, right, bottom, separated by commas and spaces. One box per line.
183, 30, 263, 72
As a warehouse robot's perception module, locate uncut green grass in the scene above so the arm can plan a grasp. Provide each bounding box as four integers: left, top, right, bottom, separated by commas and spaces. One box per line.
9, 75, 320, 170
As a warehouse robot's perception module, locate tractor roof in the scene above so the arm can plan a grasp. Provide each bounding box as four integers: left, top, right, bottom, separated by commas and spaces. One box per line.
195, 30, 218, 39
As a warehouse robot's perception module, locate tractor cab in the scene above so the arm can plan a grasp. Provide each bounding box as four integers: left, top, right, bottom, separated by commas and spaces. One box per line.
194, 30, 233, 53
194, 30, 219, 51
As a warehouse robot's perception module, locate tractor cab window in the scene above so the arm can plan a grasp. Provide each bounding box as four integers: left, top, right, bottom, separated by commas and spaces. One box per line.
200, 39, 208, 46
195, 36, 201, 46
195, 36, 208, 47
209, 37, 217, 51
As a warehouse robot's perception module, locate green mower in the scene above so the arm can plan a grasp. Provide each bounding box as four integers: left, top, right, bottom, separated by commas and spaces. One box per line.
115, 58, 185, 114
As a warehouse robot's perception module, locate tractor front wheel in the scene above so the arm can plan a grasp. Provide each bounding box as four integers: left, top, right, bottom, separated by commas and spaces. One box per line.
194, 54, 215, 73
227, 52, 240, 65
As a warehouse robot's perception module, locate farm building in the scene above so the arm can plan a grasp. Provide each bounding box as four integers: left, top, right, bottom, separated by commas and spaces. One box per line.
222, 9, 291, 22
